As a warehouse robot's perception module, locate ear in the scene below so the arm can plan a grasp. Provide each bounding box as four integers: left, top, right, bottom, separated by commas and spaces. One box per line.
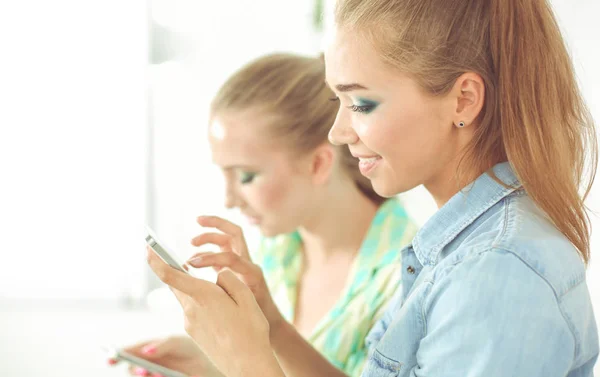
451, 72, 485, 128
308, 143, 336, 185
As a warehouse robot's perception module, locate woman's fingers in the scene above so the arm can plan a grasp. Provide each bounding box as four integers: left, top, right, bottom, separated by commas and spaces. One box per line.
190, 232, 232, 248
188, 251, 216, 260
195, 216, 250, 259
196, 216, 243, 237
129, 365, 150, 376
187, 252, 255, 276
122, 341, 155, 358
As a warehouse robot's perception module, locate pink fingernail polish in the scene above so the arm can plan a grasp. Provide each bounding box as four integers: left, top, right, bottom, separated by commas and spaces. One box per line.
142, 345, 157, 355
107, 358, 118, 365
134, 367, 150, 376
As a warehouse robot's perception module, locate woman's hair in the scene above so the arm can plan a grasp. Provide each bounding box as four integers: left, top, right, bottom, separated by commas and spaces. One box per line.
335, 0, 597, 262
210, 52, 386, 205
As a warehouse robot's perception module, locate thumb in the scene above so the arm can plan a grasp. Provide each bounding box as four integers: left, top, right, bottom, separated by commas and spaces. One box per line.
216, 269, 252, 305
138, 338, 172, 359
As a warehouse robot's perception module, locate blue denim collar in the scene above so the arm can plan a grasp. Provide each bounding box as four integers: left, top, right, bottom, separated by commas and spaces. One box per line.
412, 162, 521, 266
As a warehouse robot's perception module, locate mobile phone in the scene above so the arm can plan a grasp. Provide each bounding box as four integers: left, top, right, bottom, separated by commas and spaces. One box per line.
145, 226, 189, 274
105, 346, 189, 377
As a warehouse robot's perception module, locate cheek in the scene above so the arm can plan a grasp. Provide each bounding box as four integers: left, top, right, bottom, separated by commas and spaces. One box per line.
370, 103, 447, 157
356, 110, 415, 155
244, 175, 293, 213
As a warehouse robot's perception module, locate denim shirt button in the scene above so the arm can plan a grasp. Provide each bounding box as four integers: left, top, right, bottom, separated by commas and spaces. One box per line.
407, 265, 415, 274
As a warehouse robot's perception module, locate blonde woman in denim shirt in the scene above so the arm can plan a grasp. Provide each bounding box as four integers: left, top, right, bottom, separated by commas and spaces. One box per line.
147, 0, 599, 376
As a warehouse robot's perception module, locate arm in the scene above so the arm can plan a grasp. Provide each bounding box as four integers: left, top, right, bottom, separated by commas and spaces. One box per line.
270, 320, 349, 377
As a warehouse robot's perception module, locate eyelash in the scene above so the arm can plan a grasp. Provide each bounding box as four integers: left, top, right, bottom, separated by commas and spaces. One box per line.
347, 104, 375, 113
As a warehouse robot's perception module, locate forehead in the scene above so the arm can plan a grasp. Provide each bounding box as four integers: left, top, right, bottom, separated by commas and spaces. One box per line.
208, 108, 286, 166
324, 28, 403, 93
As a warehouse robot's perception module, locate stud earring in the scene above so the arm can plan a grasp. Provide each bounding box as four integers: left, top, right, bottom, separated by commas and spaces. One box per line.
458, 121, 465, 128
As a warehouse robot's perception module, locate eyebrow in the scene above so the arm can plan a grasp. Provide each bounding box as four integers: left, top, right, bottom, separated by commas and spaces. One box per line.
325, 80, 369, 93
335, 83, 368, 92
222, 165, 259, 171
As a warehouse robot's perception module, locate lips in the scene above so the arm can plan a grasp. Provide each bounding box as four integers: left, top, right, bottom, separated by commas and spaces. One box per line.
243, 213, 261, 225
357, 156, 380, 164
357, 155, 382, 176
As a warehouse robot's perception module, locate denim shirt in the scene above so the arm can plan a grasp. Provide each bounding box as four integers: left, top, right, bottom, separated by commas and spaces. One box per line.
361, 162, 599, 377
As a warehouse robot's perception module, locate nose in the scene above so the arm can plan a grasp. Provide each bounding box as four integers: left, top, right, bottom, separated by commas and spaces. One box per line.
222, 173, 241, 209
328, 110, 358, 146
224, 191, 237, 209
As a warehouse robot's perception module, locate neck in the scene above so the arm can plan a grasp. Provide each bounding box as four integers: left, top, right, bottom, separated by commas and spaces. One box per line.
297, 177, 379, 268
425, 154, 485, 208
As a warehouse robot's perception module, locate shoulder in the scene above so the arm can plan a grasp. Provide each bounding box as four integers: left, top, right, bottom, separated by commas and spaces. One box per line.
426, 193, 596, 367
435, 192, 586, 297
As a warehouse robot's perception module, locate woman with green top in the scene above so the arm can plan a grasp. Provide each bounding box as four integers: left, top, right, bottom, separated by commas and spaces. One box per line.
115, 53, 417, 377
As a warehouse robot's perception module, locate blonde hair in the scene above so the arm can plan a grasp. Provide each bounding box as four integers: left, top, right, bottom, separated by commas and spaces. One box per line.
210, 53, 386, 205
335, 0, 597, 262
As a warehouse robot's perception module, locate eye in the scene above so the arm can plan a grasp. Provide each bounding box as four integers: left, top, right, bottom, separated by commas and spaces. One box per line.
347, 104, 375, 113
239, 171, 257, 184
347, 98, 378, 114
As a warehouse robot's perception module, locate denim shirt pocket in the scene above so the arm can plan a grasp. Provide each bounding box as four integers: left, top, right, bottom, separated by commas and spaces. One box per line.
361, 349, 402, 377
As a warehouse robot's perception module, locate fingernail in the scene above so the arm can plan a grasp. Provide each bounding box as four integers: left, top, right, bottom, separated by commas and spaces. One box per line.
188, 257, 203, 266
134, 367, 150, 376
107, 358, 118, 365
142, 345, 156, 355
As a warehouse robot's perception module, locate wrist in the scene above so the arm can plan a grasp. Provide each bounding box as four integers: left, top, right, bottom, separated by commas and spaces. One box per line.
269, 317, 292, 349
265, 304, 286, 341
255, 349, 286, 377
230, 346, 285, 377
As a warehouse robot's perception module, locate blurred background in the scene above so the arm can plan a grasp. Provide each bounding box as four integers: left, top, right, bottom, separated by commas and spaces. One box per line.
0, 0, 598, 375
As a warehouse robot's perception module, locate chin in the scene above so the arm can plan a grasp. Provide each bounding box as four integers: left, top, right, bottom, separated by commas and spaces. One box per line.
372, 177, 416, 197
371, 179, 399, 198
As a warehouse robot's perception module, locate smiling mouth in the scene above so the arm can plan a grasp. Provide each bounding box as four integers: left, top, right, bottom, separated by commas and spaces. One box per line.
357, 156, 382, 175
358, 156, 381, 163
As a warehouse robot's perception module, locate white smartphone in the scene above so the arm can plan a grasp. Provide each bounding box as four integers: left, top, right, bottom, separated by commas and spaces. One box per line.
105, 346, 189, 377
145, 226, 189, 274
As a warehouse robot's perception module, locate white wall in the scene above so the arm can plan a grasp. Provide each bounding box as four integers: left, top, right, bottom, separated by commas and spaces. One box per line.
0, 1, 150, 376
0, 1, 147, 301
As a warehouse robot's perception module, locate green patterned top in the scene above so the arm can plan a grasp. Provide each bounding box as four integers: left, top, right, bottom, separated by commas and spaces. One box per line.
252, 198, 418, 376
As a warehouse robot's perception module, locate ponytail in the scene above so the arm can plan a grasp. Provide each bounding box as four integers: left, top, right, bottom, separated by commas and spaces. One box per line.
489, 0, 597, 262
